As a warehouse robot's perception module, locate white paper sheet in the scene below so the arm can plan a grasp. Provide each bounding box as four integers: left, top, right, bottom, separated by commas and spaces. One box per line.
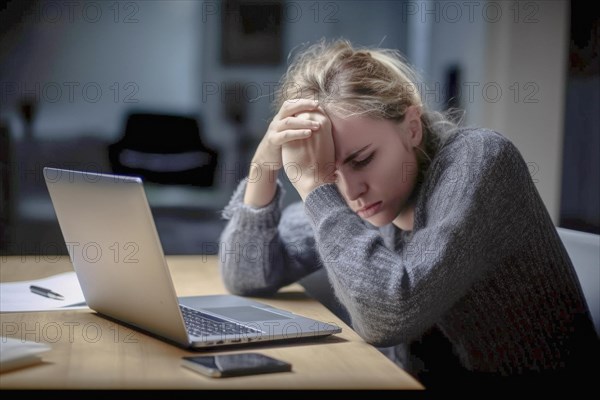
0, 272, 87, 312
0, 336, 52, 373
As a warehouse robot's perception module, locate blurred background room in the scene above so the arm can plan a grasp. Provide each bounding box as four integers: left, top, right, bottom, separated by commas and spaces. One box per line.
0, 0, 597, 261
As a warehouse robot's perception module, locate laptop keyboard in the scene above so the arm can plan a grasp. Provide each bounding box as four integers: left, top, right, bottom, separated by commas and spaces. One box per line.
180, 305, 261, 337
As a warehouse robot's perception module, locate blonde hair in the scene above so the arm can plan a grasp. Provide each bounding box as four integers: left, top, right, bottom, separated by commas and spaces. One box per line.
275, 38, 460, 185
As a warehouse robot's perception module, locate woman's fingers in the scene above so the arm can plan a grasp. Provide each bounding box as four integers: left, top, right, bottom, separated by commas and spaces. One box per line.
270, 128, 313, 146
276, 98, 320, 119
263, 99, 326, 148
268, 114, 321, 146
275, 116, 320, 132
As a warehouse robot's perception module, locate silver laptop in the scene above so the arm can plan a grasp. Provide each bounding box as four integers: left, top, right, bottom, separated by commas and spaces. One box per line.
43, 167, 341, 349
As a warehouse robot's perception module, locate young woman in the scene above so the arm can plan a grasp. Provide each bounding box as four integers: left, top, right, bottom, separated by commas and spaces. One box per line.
218, 39, 598, 387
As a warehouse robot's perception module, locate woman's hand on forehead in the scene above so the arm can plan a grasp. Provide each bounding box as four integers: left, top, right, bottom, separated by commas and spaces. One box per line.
281, 108, 336, 200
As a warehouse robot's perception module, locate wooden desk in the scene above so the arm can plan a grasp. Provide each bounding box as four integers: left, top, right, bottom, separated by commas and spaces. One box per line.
0, 255, 423, 389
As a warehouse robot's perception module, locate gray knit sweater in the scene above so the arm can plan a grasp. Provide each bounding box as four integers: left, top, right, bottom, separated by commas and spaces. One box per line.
219, 128, 598, 380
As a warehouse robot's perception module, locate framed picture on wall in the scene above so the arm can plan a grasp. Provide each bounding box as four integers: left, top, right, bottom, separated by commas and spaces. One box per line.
221, 0, 283, 65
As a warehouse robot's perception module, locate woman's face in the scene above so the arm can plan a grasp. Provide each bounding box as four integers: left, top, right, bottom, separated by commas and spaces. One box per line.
330, 107, 422, 228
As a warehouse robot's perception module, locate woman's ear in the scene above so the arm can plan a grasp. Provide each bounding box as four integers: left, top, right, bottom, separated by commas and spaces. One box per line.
405, 105, 423, 147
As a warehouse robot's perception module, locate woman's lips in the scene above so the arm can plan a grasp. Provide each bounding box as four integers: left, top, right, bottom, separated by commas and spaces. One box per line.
357, 201, 382, 219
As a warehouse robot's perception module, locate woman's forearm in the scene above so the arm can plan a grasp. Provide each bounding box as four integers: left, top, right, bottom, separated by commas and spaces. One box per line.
243, 156, 279, 208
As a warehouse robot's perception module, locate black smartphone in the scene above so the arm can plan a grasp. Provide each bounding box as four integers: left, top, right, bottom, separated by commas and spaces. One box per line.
181, 353, 292, 378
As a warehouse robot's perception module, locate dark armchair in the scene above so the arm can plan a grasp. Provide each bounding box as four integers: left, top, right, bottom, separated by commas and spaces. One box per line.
108, 112, 218, 187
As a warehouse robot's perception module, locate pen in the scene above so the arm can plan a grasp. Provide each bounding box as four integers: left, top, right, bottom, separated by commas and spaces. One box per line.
30, 285, 65, 300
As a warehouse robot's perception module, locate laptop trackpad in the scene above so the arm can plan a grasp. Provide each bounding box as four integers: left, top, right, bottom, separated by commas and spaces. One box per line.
203, 306, 292, 322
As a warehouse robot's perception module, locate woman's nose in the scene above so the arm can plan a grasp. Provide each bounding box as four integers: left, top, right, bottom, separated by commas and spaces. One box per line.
339, 173, 367, 201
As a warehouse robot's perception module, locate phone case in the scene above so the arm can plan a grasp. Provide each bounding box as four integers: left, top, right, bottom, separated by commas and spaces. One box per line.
182, 353, 292, 378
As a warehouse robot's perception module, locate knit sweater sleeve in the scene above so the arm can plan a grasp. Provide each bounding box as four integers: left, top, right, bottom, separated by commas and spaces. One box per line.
218, 178, 320, 296
303, 129, 532, 347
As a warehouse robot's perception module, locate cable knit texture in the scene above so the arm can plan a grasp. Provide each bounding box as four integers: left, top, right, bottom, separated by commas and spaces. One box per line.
218, 128, 598, 380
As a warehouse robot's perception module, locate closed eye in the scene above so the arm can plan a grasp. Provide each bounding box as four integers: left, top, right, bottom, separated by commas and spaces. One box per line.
351, 152, 375, 169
